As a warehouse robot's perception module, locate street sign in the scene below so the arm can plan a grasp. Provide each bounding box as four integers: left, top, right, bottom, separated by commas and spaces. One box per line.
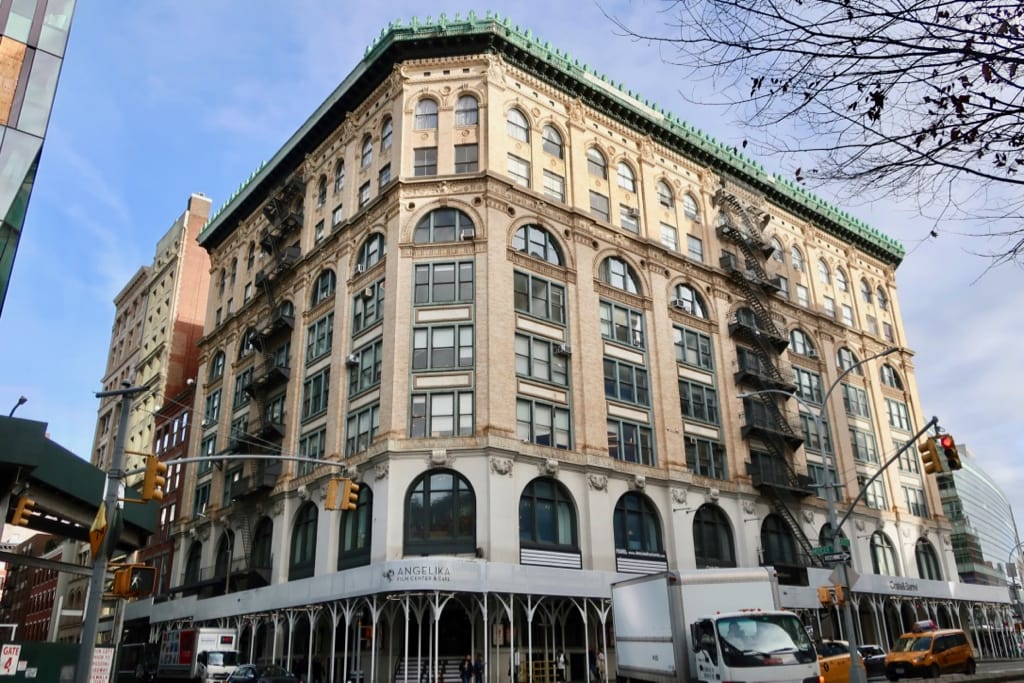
0, 644, 20, 676
812, 545, 833, 556
823, 552, 851, 564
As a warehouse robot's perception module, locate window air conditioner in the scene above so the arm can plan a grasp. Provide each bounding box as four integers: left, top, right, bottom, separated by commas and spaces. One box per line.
362, 286, 375, 299
460, 227, 476, 240
671, 298, 687, 309
345, 354, 359, 367
555, 344, 572, 356
627, 207, 640, 218
354, 263, 365, 274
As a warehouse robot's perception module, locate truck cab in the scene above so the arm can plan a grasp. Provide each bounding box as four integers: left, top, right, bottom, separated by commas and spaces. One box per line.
690, 611, 820, 682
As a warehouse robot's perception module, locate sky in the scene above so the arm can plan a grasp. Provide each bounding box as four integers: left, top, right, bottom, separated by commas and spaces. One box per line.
1, 2, 1021, 535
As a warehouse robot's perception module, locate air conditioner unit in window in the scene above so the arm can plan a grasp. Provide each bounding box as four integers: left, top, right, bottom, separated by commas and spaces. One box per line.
362, 286, 375, 299
807, 349, 819, 359
627, 207, 640, 218
354, 263, 365, 274
345, 354, 359, 367
460, 226, 476, 240
671, 298, 687, 309
554, 343, 572, 356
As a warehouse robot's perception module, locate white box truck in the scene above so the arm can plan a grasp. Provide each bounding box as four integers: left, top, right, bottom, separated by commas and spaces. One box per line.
156, 627, 240, 682
611, 568, 821, 683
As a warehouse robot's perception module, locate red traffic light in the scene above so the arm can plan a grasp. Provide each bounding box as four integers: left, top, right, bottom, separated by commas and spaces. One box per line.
939, 434, 954, 449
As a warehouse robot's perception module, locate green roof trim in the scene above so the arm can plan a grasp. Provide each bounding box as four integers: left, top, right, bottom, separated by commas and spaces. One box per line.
199, 12, 904, 264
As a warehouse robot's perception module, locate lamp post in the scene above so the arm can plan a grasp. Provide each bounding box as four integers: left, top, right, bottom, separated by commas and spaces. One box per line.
740, 345, 898, 683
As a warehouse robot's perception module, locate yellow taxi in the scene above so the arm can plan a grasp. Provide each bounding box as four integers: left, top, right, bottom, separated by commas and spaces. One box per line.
816, 639, 865, 683
884, 621, 975, 680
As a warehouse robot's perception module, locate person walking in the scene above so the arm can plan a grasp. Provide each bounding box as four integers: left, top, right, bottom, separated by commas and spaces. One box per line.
596, 650, 605, 681
460, 654, 473, 683
587, 649, 597, 679
474, 653, 484, 683
556, 651, 566, 682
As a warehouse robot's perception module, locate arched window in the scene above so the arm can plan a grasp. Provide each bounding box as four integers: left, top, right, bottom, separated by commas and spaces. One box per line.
311, 270, 336, 306
238, 328, 258, 360
414, 208, 475, 243
789, 329, 816, 357
657, 180, 674, 208
860, 278, 873, 303
682, 194, 700, 221
214, 530, 234, 578
672, 284, 707, 318
415, 98, 438, 130
507, 108, 529, 141
837, 347, 863, 375
246, 242, 256, 270
455, 95, 479, 126
184, 542, 202, 584
251, 517, 273, 573
613, 493, 664, 556
771, 238, 785, 263
334, 159, 345, 193
357, 233, 386, 270
405, 470, 475, 555
818, 259, 831, 284
209, 351, 225, 381
877, 287, 889, 311
617, 162, 637, 193
693, 504, 736, 568
835, 267, 849, 291
317, 175, 327, 206
338, 485, 373, 570
790, 245, 804, 271
587, 147, 607, 179
519, 477, 578, 550
542, 125, 563, 158
871, 531, 899, 575
880, 364, 904, 389
818, 522, 848, 549
289, 502, 318, 580
380, 117, 393, 151
761, 515, 799, 566
360, 135, 373, 168
599, 256, 640, 294
915, 538, 942, 580
512, 224, 563, 265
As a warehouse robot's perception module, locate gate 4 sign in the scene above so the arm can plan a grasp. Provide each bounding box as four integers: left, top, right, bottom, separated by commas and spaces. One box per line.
0, 644, 21, 676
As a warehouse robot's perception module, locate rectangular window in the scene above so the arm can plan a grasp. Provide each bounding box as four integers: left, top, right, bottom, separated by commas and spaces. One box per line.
660, 223, 678, 251
799, 412, 832, 453
265, 393, 286, 425
306, 313, 334, 364
301, 368, 330, 420
378, 163, 391, 188
883, 322, 895, 342
776, 275, 789, 299
199, 435, 216, 475
674, 326, 713, 370
414, 261, 474, 305
223, 467, 242, 508
413, 324, 475, 370
823, 296, 836, 318
604, 358, 651, 407
410, 390, 474, 438
687, 234, 704, 262
542, 170, 565, 202
352, 280, 385, 333
793, 367, 823, 404
507, 154, 531, 187
514, 334, 569, 385
314, 220, 325, 243
204, 389, 222, 424
229, 415, 248, 445
513, 271, 566, 324
607, 419, 656, 466
903, 486, 929, 517
589, 191, 609, 221
679, 379, 719, 424
796, 284, 809, 307
332, 204, 344, 227
896, 440, 920, 473
345, 404, 380, 456
842, 304, 854, 326
867, 315, 879, 335
414, 147, 438, 176
850, 427, 880, 463
232, 368, 253, 409
858, 475, 888, 510
298, 427, 326, 477
348, 340, 383, 396
886, 398, 912, 431
243, 282, 253, 303
807, 463, 837, 499
517, 398, 571, 449
358, 181, 371, 208
842, 383, 871, 418
454, 144, 479, 173
619, 205, 639, 233
600, 301, 645, 348
685, 437, 727, 480
193, 482, 211, 517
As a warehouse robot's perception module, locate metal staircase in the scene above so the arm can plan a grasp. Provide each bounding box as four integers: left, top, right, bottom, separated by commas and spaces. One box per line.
714, 186, 822, 569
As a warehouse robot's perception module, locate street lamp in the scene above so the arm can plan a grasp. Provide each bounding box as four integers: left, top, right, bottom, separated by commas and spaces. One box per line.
739, 345, 898, 683
7, 395, 27, 417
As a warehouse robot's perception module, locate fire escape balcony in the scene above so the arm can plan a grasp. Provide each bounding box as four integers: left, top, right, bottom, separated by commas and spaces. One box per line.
262, 205, 303, 237
741, 416, 805, 449
746, 458, 814, 498
229, 458, 283, 501
245, 362, 290, 396
728, 317, 790, 353
734, 357, 797, 394
741, 398, 804, 449
258, 304, 295, 339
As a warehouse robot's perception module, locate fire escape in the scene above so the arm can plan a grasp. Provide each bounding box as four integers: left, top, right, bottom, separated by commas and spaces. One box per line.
226, 173, 305, 584
714, 187, 823, 570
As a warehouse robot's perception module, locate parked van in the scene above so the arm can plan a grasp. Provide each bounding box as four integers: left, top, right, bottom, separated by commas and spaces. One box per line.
884, 623, 975, 680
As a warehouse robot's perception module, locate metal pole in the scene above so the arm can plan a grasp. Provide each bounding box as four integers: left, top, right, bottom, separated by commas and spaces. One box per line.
76, 383, 144, 683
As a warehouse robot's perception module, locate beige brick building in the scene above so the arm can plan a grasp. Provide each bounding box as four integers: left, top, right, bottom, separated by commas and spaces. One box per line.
127, 15, 1014, 680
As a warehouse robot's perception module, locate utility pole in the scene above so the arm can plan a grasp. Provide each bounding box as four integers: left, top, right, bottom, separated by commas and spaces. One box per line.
75, 382, 145, 683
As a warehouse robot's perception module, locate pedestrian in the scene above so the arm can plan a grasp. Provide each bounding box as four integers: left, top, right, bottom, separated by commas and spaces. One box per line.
587, 648, 597, 679
474, 653, 484, 683
460, 654, 473, 683
596, 650, 605, 680
556, 651, 566, 682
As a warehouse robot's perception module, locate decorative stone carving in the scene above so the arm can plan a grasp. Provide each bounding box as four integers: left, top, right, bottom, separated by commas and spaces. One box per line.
297, 485, 311, 501
270, 500, 284, 517
542, 459, 559, 476
587, 474, 608, 491
429, 448, 452, 467
942, 533, 951, 547
490, 457, 513, 477
742, 500, 755, 515
802, 509, 814, 524
632, 474, 646, 490
855, 519, 866, 532
374, 463, 389, 480
708, 488, 720, 502
671, 488, 687, 506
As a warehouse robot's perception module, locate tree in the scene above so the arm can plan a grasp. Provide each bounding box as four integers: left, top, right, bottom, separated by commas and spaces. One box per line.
610, 0, 1024, 264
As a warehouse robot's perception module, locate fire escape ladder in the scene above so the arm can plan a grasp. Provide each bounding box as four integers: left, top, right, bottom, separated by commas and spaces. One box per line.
237, 509, 254, 569
750, 393, 800, 440
768, 492, 824, 568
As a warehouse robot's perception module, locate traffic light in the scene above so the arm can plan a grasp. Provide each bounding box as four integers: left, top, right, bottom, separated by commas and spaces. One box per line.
325, 478, 341, 511
939, 434, 961, 471
918, 437, 944, 475
142, 455, 168, 501
341, 479, 361, 511
112, 564, 156, 598
10, 495, 36, 526
817, 585, 846, 605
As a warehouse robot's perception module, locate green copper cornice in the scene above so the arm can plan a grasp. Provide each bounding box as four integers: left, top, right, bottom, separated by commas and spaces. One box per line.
199, 12, 904, 265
